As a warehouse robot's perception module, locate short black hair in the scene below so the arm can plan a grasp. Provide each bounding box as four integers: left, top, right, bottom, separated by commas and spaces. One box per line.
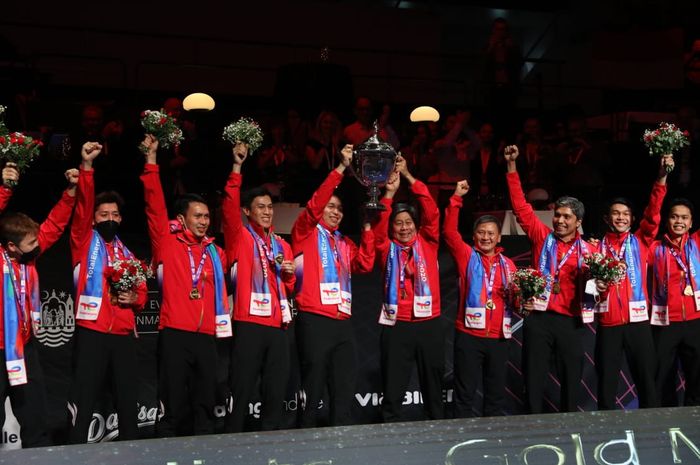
241, 186, 273, 210
473, 214, 502, 232
606, 197, 635, 216
667, 197, 695, 218
94, 191, 125, 213
174, 193, 208, 217
390, 203, 420, 226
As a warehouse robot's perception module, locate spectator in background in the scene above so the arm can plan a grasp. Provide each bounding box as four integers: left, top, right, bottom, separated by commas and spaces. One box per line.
673, 106, 700, 205
552, 116, 606, 202
471, 122, 506, 205
483, 18, 522, 128
343, 97, 399, 147
286, 108, 311, 166
303, 111, 343, 201
401, 123, 437, 182
516, 116, 554, 193
428, 110, 478, 209
684, 39, 700, 87
257, 121, 301, 202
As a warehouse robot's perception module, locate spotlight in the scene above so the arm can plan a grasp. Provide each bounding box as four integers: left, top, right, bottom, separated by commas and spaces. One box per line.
410, 106, 439, 122
183, 93, 215, 111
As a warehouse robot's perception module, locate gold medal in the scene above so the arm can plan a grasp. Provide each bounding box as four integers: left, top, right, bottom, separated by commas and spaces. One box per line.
485, 299, 495, 310
552, 282, 561, 294
189, 288, 201, 300
684, 285, 694, 297
275, 253, 284, 265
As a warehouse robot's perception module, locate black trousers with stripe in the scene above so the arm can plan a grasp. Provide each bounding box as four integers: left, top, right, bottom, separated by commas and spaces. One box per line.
0, 339, 50, 447
595, 322, 657, 410
156, 328, 217, 437
523, 311, 583, 413
68, 326, 139, 443
380, 317, 445, 422
226, 321, 290, 433
295, 311, 357, 427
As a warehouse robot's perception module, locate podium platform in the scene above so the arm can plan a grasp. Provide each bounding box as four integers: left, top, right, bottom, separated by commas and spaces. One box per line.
4, 407, 700, 465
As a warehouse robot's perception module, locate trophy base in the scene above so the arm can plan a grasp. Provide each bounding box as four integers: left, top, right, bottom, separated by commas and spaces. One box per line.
364, 201, 387, 211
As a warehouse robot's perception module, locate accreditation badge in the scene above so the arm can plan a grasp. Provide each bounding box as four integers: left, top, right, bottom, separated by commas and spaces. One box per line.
464, 307, 486, 329
215, 314, 232, 338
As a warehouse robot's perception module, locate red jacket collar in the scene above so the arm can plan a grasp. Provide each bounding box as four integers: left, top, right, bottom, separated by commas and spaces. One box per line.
474, 245, 504, 260
663, 232, 688, 250
319, 219, 338, 233
170, 220, 214, 247
604, 230, 630, 247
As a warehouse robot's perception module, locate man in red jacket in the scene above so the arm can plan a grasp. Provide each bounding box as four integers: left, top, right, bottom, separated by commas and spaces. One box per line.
222, 143, 295, 432
291, 144, 374, 427
373, 157, 444, 422
140, 135, 230, 437
444, 180, 517, 417
650, 196, 700, 406
68, 142, 148, 443
505, 145, 593, 413
0, 165, 77, 447
593, 155, 671, 410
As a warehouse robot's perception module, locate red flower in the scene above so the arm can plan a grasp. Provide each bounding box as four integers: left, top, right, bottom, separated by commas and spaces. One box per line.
140, 111, 146, 118
0, 137, 4, 144
159, 117, 167, 125
683, 130, 690, 137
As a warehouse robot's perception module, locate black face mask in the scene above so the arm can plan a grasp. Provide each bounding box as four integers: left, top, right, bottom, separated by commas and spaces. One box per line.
17, 245, 40, 264
95, 220, 119, 242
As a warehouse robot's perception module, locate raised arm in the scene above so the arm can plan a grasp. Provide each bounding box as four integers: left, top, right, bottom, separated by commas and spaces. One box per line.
504, 144, 549, 240
71, 142, 102, 263
443, 181, 472, 269
350, 223, 375, 273
0, 163, 20, 213
292, 144, 352, 243
373, 170, 399, 255
139, 135, 169, 257
636, 154, 671, 246
222, 142, 248, 262
396, 156, 439, 244
38, 169, 78, 253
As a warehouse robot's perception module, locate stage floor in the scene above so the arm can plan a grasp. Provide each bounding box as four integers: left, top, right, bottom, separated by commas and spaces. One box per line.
3, 407, 700, 465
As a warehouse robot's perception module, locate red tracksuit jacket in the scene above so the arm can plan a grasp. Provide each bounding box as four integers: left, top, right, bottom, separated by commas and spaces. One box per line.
221, 172, 295, 328
374, 179, 441, 322
649, 229, 700, 323
291, 169, 374, 320
596, 182, 666, 326
141, 164, 227, 336
0, 189, 75, 349
506, 171, 593, 318
71, 168, 147, 335
444, 194, 515, 338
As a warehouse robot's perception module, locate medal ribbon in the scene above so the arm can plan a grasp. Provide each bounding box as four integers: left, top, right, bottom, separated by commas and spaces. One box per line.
187, 246, 208, 291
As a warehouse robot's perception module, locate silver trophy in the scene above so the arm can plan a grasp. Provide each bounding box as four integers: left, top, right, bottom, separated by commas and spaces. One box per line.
352, 121, 397, 210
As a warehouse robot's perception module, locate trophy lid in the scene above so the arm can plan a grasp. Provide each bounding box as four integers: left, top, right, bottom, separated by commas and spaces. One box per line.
356, 120, 396, 154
